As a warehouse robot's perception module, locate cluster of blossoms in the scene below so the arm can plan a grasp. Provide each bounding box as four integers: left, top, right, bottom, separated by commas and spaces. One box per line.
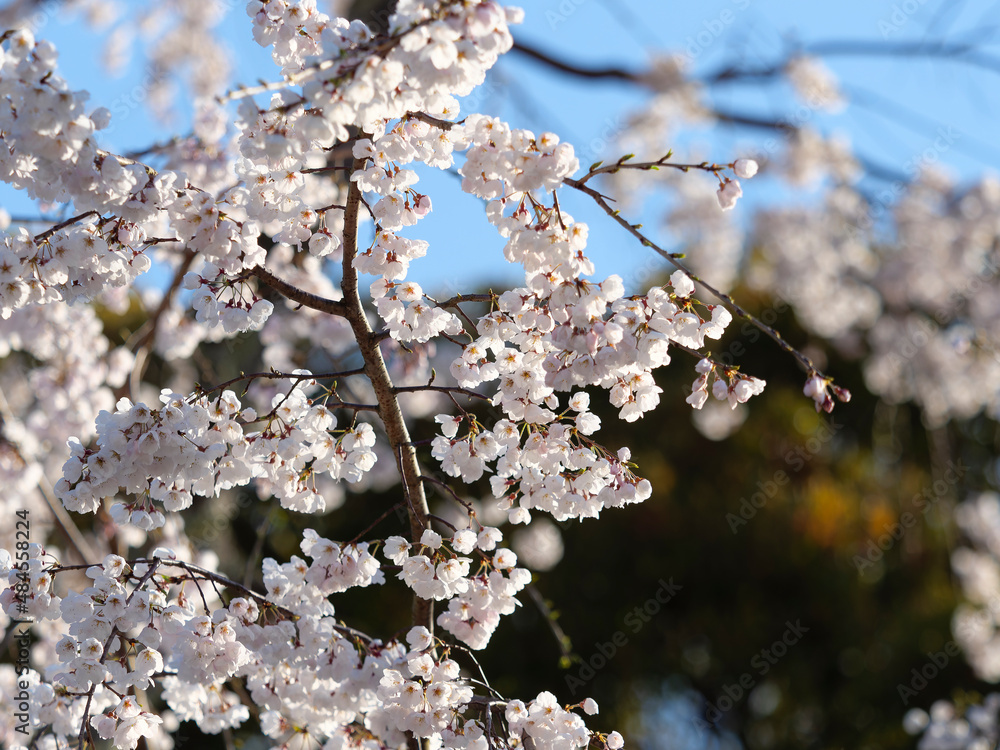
428, 265, 763, 522
686, 357, 765, 411
384, 528, 530, 649
565, 22, 1000, 747
263, 528, 382, 615
0, 538, 617, 750
0, 300, 132, 511
0, 27, 283, 340
1, 551, 174, 749
372, 277, 464, 343
56, 379, 378, 527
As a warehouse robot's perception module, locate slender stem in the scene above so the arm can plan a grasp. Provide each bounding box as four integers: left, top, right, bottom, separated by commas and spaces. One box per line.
34, 211, 101, 243
433, 293, 495, 308
339, 154, 434, 635
348, 502, 407, 545
525, 584, 574, 663
576, 155, 727, 186
393, 385, 491, 401
194, 367, 368, 398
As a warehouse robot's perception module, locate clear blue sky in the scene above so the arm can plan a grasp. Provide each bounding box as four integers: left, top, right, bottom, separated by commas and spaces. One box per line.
5, 0, 1000, 295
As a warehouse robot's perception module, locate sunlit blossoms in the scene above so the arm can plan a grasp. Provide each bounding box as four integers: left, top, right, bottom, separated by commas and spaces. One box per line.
0, 2, 854, 749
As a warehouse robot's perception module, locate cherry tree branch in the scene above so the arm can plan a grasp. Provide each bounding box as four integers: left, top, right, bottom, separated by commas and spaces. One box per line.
393, 384, 491, 401
431, 293, 496, 308
248, 265, 349, 317
33, 210, 102, 243
575, 153, 728, 185
339, 153, 434, 635
193, 368, 370, 401
48, 558, 377, 645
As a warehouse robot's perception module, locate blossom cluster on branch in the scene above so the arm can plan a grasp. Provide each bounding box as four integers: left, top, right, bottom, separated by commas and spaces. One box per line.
0, 2, 859, 750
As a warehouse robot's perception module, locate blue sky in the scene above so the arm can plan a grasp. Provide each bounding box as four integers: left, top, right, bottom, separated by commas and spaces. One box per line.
5, 0, 1000, 295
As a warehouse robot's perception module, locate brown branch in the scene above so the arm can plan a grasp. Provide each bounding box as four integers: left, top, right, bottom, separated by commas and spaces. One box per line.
393, 385, 491, 401
248, 265, 349, 316
339, 151, 434, 635
33, 211, 102, 243
707, 108, 797, 133
429, 292, 491, 334
421, 474, 478, 519
406, 111, 462, 131
432, 293, 495, 308
575, 154, 728, 186
805, 38, 1000, 75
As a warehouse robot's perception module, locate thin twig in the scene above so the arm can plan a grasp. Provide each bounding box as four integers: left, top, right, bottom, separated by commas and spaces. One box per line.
194, 368, 365, 398
525, 584, 575, 664
348, 501, 406, 545
393, 385, 491, 400
575, 154, 728, 186
33, 211, 101, 243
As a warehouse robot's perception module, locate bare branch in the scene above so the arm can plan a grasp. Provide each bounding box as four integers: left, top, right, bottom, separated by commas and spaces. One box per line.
248, 265, 349, 317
